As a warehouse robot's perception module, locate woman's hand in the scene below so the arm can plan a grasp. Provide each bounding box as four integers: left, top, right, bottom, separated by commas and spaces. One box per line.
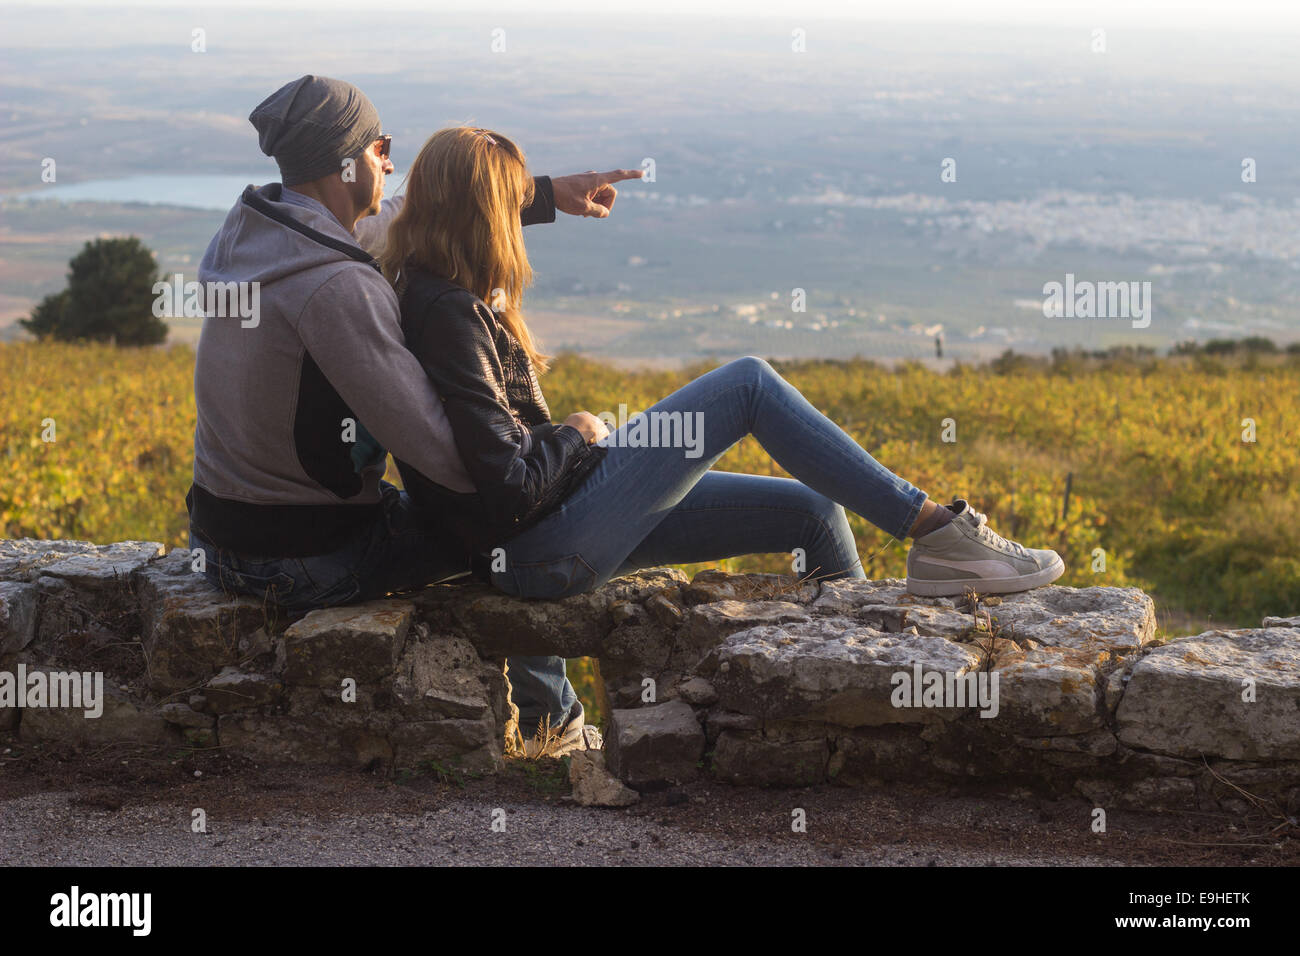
563, 411, 610, 444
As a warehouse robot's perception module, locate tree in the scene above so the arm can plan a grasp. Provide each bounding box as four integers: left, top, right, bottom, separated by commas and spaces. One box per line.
20, 237, 168, 346
20, 289, 69, 340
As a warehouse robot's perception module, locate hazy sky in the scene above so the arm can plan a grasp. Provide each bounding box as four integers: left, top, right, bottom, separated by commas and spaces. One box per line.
4, 0, 1300, 31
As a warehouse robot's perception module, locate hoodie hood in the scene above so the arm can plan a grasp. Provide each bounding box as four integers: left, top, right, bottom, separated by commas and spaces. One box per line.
199, 182, 379, 289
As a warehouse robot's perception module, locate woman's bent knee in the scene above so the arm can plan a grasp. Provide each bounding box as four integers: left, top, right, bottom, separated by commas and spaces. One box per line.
727, 355, 775, 381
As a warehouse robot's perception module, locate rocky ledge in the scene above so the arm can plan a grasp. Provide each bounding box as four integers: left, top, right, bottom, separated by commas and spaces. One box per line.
2, 538, 1297, 812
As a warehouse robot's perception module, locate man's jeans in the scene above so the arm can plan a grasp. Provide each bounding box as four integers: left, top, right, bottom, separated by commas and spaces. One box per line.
489, 356, 928, 728
188, 483, 578, 735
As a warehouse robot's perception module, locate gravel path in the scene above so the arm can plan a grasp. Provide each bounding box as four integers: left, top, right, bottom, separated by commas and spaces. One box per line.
1, 789, 1110, 867
0, 750, 1291, 867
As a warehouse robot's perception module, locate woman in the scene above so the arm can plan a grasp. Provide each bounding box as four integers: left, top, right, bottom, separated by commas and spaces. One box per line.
380, 126, 1064, 747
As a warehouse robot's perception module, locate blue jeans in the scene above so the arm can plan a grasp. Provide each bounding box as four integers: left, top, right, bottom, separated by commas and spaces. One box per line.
491, 356, 929, 727
189, 484, 580, 734
188, 481, 469, 611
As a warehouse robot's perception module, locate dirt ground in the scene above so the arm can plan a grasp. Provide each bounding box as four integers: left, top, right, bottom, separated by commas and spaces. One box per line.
1, 740, 1296, 867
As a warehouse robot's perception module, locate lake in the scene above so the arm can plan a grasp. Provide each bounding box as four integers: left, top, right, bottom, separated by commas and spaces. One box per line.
14, 174, 406, 210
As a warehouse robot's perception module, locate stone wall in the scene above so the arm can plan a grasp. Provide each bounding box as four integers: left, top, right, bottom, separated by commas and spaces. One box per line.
2, 538, 1297, 812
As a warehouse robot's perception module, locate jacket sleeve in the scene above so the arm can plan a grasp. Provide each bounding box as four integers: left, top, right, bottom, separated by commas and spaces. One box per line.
292, 266, 476, 494
401, 288, 597, 530
522, 176, 556, 226
354, 176, 554, 257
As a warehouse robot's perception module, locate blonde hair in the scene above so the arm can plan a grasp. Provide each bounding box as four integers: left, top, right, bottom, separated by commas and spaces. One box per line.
380, 126, 548, 372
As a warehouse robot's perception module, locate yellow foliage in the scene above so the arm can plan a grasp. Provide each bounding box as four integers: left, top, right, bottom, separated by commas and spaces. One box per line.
1, 342, 196, 545
2, 343, 1295, 625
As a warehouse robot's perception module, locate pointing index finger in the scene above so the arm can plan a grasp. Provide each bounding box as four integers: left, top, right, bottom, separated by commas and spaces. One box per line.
596, 168, 645, 185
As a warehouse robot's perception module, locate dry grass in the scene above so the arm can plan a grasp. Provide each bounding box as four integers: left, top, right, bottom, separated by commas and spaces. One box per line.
505, 713, 567, 761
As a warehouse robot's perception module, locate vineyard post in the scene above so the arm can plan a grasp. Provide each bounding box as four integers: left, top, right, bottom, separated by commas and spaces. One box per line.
1009, 465, 1017, 536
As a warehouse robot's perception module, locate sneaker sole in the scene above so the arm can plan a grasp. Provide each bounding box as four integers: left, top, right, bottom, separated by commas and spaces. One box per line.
906, 555, 1065, 597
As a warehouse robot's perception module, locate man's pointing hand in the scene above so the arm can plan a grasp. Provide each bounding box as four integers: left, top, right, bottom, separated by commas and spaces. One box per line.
552, 168, 644, 218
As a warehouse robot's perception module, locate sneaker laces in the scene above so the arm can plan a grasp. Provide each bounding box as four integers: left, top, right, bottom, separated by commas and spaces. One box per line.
964, 504, 1029, 557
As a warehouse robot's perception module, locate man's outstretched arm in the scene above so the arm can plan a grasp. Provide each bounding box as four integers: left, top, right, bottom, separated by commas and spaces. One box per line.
355, 168, 644, 257
353, 176, 556, 256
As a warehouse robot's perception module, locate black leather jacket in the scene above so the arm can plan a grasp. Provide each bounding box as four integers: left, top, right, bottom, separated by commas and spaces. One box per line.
395, 266, 607, 559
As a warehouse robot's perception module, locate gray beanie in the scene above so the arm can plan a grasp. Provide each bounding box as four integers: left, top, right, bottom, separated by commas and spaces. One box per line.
249, 75, 383, 186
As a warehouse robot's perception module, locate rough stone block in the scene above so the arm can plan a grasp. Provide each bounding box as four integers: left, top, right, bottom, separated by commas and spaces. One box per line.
1116, 627, 1300, 760
606, 699, 705, 788
449, 586, 609, 658
0, 538, 165, 590
810, 580, 1156, 658
217, 713, 391, 767
988, 586, 1156, 655
569, 750, 640, 806
991, 645, 1107, 735
389, 719, 503, 773
18, 673, 178, 748
677, 676, 717, 706
1263, 615, 1300, 628
200, 667, 284, 714
0, 581, 38, 655
827, 725, 929, 784
133, 552, 271, 692
159, 701, 214, 729
391, 631, 506, 722
708, 620, 982, 726
712, 729, 829, 787
280, 600, 413, 687
683, 600, 810, 647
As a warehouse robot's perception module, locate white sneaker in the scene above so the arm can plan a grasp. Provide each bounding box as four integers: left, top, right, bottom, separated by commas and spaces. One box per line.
906, 499, 1065, 597
522, 702, 603, 758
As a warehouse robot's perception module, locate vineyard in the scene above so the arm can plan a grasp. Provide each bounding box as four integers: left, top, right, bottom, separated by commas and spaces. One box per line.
2, 342, 1297, 631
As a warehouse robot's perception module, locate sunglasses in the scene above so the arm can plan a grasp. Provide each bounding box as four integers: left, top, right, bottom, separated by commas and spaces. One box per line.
376, 134, 392, 159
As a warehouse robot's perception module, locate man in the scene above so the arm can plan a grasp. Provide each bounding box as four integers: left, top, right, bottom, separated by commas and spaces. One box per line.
187, 75, 639, 755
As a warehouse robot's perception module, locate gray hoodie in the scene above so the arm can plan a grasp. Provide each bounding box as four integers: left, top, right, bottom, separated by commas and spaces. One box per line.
187, 179, 552, 557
